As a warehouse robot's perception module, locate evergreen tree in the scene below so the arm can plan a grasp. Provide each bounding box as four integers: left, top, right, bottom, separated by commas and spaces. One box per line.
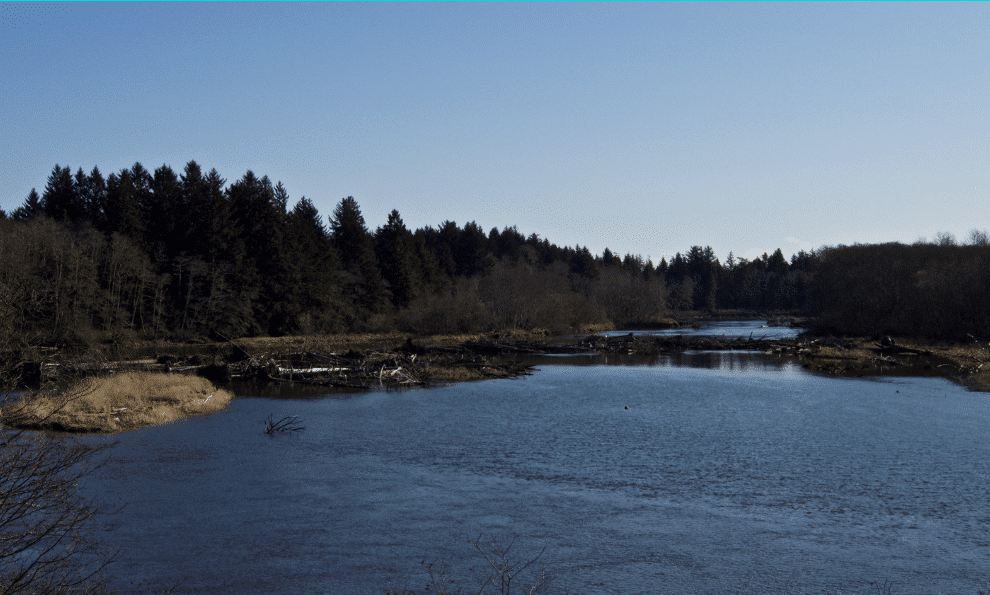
130, 162, 153, 232
601, 248, 622, 268
456, 221, 491, 277
148, 164, 184, 260
226, 172, 292, 333
686, 246, 719, 311
570, 245, 598, 279
12, 188, 43, 221
490, 226, 526, 262
430, 223, 459, 277
412, 228, 446, 294
85, 166, 107, 228
666, 253, 688, 282
375, 209, 420, 308
104, 169, 146, 241
73, 167, 90, 221
41, 164, 82, 222
285, 197, 340, 331
766, 248, 789, 276
656, 257, 669, 278
329, 196, 388, 313
182, 164, 234, 265
642, 258, 655, 281
622, 254, 643, 276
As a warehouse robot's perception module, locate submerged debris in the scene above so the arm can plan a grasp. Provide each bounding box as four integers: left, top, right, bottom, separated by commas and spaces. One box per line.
263, 415, 304, 435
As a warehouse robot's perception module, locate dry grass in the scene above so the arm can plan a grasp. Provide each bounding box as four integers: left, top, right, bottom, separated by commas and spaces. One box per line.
0, 372, 233, 434
797, 337, 990, 391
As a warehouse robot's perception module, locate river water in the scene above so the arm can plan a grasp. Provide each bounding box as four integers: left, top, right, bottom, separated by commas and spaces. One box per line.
81, 322, 990, 594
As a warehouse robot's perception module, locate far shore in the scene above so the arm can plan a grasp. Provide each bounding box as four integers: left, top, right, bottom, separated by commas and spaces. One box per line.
3, 319, 988, 435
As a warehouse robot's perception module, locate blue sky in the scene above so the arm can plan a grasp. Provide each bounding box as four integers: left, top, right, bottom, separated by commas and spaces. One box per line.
2, 2, 988, 264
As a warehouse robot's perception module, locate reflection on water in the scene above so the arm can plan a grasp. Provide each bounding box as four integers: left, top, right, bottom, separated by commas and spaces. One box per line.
524, 350, 804, 376
597, 319, 801, 340
83, 349, 990, 595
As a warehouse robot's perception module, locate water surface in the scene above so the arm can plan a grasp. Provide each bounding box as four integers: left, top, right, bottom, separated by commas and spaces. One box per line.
85, 350, 990, 594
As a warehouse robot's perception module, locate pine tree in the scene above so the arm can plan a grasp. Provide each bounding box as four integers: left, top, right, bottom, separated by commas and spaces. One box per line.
73, 167, 90, 222
656, 257, 669, 278
129, 162, 153, 234
41, 164, 82, 222
686, 246, 719, 311
457, 221, 491, 277
85, 166, 107, 228
642, 258, 655, 282
182, 163, 234, 265
375, 209, 420, 308
226, 171, 292, 333
623, 254, 643, 276
570, 245, 598, 279
147, 164, 184, 261
104, 169, 146, 241
12, 188, 43, 221
601, 248, 622, 268
330, 197, 388, 313
666, 253, 688, 282
412, 228, 446, 294
286, 197, 341, 330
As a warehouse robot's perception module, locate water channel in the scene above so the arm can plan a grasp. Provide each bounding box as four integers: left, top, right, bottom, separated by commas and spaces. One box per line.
81, 322, 990, 594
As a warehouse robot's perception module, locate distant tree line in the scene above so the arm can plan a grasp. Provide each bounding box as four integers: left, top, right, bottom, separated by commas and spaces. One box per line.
809, 236, 990, 341
1, 162, 987, 345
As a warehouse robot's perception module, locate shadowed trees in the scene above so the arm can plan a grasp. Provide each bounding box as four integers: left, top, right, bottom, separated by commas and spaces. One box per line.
104, 168, 145, 243
286, 197, 341, 332
330, 196, 388, 317
22, 159, 990, 344
12, 189, 43, 221
810, 242, 990, 340
375, 210, 420, 309
40, 165, 82, 223
226, 172, 293, 335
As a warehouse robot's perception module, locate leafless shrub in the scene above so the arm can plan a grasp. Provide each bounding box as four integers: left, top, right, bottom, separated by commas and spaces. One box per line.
0, 393, 117, 594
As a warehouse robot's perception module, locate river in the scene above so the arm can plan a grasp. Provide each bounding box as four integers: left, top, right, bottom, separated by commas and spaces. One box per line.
82, 322, 990, 594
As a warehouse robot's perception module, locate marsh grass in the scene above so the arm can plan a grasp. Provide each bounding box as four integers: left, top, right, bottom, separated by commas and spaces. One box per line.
0, 372, 233, 433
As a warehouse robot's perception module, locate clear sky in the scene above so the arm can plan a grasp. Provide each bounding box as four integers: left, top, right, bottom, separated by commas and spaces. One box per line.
2, 2, 988, 264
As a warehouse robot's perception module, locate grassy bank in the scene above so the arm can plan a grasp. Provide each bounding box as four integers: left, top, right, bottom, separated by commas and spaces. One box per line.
791, 336, 990, 391
0, 372, 233, 433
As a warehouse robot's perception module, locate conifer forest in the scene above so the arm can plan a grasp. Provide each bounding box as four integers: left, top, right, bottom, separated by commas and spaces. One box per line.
1, 161, 988, 347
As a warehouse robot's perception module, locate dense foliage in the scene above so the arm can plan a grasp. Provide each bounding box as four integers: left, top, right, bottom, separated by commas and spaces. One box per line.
810, 240, 990, 341
2, 162, 987, 344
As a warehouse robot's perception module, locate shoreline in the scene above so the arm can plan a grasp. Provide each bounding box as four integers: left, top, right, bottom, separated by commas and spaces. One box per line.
4, 326, 987, 435
13, 327, 990, 392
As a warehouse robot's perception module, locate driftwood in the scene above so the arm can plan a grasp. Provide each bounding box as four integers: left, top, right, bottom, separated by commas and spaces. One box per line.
25, 328, 984, 391
263, 415, 304, 434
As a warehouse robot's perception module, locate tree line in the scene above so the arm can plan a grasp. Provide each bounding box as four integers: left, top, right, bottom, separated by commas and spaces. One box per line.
1, 161, 987, 345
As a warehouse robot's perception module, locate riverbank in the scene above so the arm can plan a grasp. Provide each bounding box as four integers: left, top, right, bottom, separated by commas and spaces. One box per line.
579, 331, 990, 392
786, 336, 990, 391
4, 326, 987, 435
117, 330, 990, 392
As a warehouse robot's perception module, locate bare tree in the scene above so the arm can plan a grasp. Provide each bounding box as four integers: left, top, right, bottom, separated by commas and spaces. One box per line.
1, 350, 117, 594
967, 229, 990, 247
